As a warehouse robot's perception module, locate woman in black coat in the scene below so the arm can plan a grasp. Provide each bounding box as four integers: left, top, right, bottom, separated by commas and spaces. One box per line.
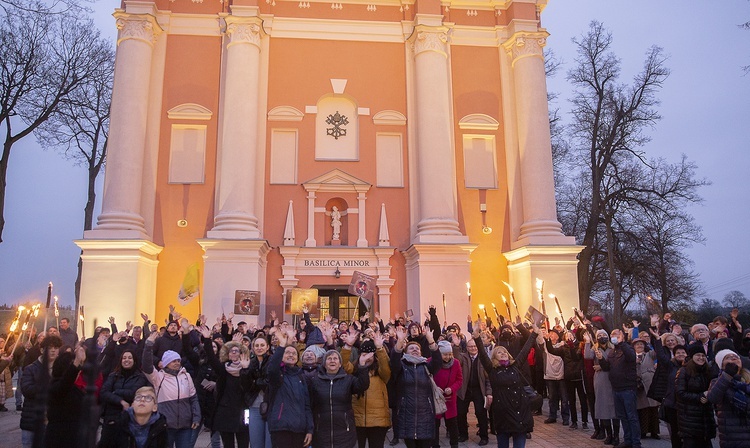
45, 348, 85, 448
389, 326, 438, 448
308, 347, 372, 448
661, 345, 687, 448
199, 326, 251, 448
473, 322, 539, 448
675, 344, 716, 448
266, 330, 314, 448
707, 349, 750, 448
99, 349, 149, 446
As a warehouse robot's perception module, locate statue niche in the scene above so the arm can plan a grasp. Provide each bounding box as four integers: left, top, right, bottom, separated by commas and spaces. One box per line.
324, 199, 348, 246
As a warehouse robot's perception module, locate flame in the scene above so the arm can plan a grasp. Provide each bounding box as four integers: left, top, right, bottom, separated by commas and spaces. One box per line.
535, 278, 544, 291
491, 303, 497, 309
502, 295, 507, 303
478, 304, 485, 310
466, 282, 471, 295
501, 281, 514, 294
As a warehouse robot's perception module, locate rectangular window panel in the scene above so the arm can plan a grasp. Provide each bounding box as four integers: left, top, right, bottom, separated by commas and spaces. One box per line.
376, 133, 404, 187
270, 129, 298, 184
169, 125, 207, 184
463, 135, 498, 189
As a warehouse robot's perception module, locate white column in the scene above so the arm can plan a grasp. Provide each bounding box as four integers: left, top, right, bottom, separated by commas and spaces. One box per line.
92, 12, 161, 238
410, 19, 464, 243
305, 190, 317, 247
357, 192, 367, 247
503, 32, 567, 245
208, 16, 263, 238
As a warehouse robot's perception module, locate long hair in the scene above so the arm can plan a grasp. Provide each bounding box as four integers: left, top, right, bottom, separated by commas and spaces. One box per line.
219, 341, 250, 363
114, 348, 140, 374
490, 345, 515, 368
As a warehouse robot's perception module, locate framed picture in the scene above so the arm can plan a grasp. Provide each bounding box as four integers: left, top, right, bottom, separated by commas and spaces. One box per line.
234, 290, 260, 315
286, 288, 320, 319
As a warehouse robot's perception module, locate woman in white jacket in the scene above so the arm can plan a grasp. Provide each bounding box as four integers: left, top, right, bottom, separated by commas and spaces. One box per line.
143, 331, 201, 448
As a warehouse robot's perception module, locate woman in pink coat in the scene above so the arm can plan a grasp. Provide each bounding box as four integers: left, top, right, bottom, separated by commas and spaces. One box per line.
431, 340, 463, 448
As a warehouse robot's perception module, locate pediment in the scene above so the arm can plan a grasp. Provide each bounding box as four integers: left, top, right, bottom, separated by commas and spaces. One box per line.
372, 110, 407, 126
167, 103, 213, 120
458, 113, 500, 130
268, 105, 305, 122
303, 169, 371, 193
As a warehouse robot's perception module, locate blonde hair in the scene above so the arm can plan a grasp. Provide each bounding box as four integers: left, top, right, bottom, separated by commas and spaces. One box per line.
219, 341, 250, 363
490, 345, 515, 368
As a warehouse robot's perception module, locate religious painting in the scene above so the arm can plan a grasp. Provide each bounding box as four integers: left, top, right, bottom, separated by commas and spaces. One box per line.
234, 290, 260, 315
286, 288, 320, 319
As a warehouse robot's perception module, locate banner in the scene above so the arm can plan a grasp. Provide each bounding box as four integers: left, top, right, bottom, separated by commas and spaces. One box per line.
178, 263, 200, 306
234, 290, 260, 315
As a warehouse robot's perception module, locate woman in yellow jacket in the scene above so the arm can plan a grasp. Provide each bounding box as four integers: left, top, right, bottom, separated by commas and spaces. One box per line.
341, 331, 391, 448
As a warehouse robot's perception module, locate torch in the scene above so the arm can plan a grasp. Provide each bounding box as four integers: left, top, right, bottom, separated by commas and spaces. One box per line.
79, 306, 86, 340
502, 281, 520, 318
466, 282, 471, 303
490, 302, 502, 323
550, 294, 565, 325
442, 292, 447, 325
43, 282, 52, 333
478, 304, 488, 322
536, 278, 549, 329
501, 295, 513, 320
9, 306, 25, 354
53, 295, 59, 328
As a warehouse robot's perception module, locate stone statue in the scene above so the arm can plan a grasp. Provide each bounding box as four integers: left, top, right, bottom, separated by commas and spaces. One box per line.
331, 206, 342, 240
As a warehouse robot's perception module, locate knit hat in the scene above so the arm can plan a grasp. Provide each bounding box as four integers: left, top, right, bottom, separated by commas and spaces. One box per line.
407, 322, 421, 334
687, 343, 706, 359
161, 350, 181, 367
713, 337, 735, 355
360, 340, 377, 353
306, 326, 326, 347
438, 340, 452, 354
715, 349, 738, 370
303, 345, 326, 363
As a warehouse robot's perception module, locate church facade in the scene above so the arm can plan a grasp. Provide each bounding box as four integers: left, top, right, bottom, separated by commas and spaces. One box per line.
76, 0, 583, 328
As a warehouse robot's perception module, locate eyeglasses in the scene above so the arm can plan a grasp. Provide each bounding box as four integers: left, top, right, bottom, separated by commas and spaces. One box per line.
229, 349, 241, 353
134, 395, 155, 402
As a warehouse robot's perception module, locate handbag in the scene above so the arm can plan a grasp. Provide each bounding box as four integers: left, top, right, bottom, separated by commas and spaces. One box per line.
423, 365, 447, 415
514, 365, 543, 412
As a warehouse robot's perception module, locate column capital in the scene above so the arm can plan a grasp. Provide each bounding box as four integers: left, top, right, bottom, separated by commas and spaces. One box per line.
502, 31, 548, 65
410, 25, 450, 58
114, 11, 162, 47
225, 16, 264, 49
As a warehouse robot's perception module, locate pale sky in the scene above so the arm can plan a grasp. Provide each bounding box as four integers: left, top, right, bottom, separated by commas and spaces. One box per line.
0, 1, 748, 309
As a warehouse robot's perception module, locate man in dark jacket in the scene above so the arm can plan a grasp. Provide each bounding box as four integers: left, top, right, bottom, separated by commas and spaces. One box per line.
58, 318, 78, 349
152, 321, 183, 363
601, 328, 641, 448
454, 336, 492, 445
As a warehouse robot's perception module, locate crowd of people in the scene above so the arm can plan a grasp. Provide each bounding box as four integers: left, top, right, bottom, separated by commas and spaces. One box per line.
0, 303, 749, 448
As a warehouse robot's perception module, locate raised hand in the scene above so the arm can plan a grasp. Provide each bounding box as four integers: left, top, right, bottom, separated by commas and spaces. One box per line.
269, 310, 276, 320
73, 346, 86, 367
450, 333, 460, 346
276, 329, 289, 347
372, 332, 385, 349
374, 312, 381, 321
198, 314, 206, 326
227, 312, 235, 321
424, 329, 435, 345
632, 320, 640, 328
649, 327, 660, 338
239, 352, 251, 369
583, 332, 591, 343
359, 351, 375, 367
232, 332, 243, 342
342, 331, 359, 347
147, 331, 159, 343
126, 321, 133, 332
108, 316, 115, 325
169, 304, 175, 315
650, 314, 660, 327
325, 313, 332, 323
199, 325, 211, 339
394, 326, 407, 341
141, 313, 149, 322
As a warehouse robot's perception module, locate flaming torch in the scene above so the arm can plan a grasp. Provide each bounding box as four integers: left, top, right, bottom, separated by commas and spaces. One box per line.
502, 281, 520, 318
79, 306, 86, 339
442, 292, 447, 325
536, 278, 549, 329
466, 282, 471, 303
490, 302, 502, 323
478, 304, 488, 321
550, 294, 565, 324
501, 295, 513, 320
53, 295, 60, 328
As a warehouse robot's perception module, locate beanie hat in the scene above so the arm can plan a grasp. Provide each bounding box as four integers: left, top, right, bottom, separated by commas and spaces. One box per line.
687, 343, 706, 359
360, 340, 377, 353
306, 326, 326, 347
303, 345, 326, 363
715, 349, 738, 370
161, 350, 181, 367
713, 337, 736, 355
407, 322, 421, 334
438, 340, 452, 354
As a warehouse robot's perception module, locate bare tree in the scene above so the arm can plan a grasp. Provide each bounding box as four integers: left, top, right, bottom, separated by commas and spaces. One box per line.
723, 290, 749, 309
0, 3, 110, 242
565, 21, 670, 316
34, 39, 114, 315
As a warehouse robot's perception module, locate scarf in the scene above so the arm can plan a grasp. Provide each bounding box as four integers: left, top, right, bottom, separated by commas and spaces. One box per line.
403, 353, 427, 365
442, 358, 455, 369
226, 361, 242, 377
163, 366, 181, 377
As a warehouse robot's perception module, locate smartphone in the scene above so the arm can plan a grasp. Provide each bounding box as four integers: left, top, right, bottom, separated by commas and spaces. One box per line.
243, 409, 250, 425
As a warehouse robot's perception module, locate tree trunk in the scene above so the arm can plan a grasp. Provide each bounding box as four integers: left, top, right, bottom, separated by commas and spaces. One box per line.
0, 138, 14, 243
603, 213, 623, 328
74, 165, 99, 332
